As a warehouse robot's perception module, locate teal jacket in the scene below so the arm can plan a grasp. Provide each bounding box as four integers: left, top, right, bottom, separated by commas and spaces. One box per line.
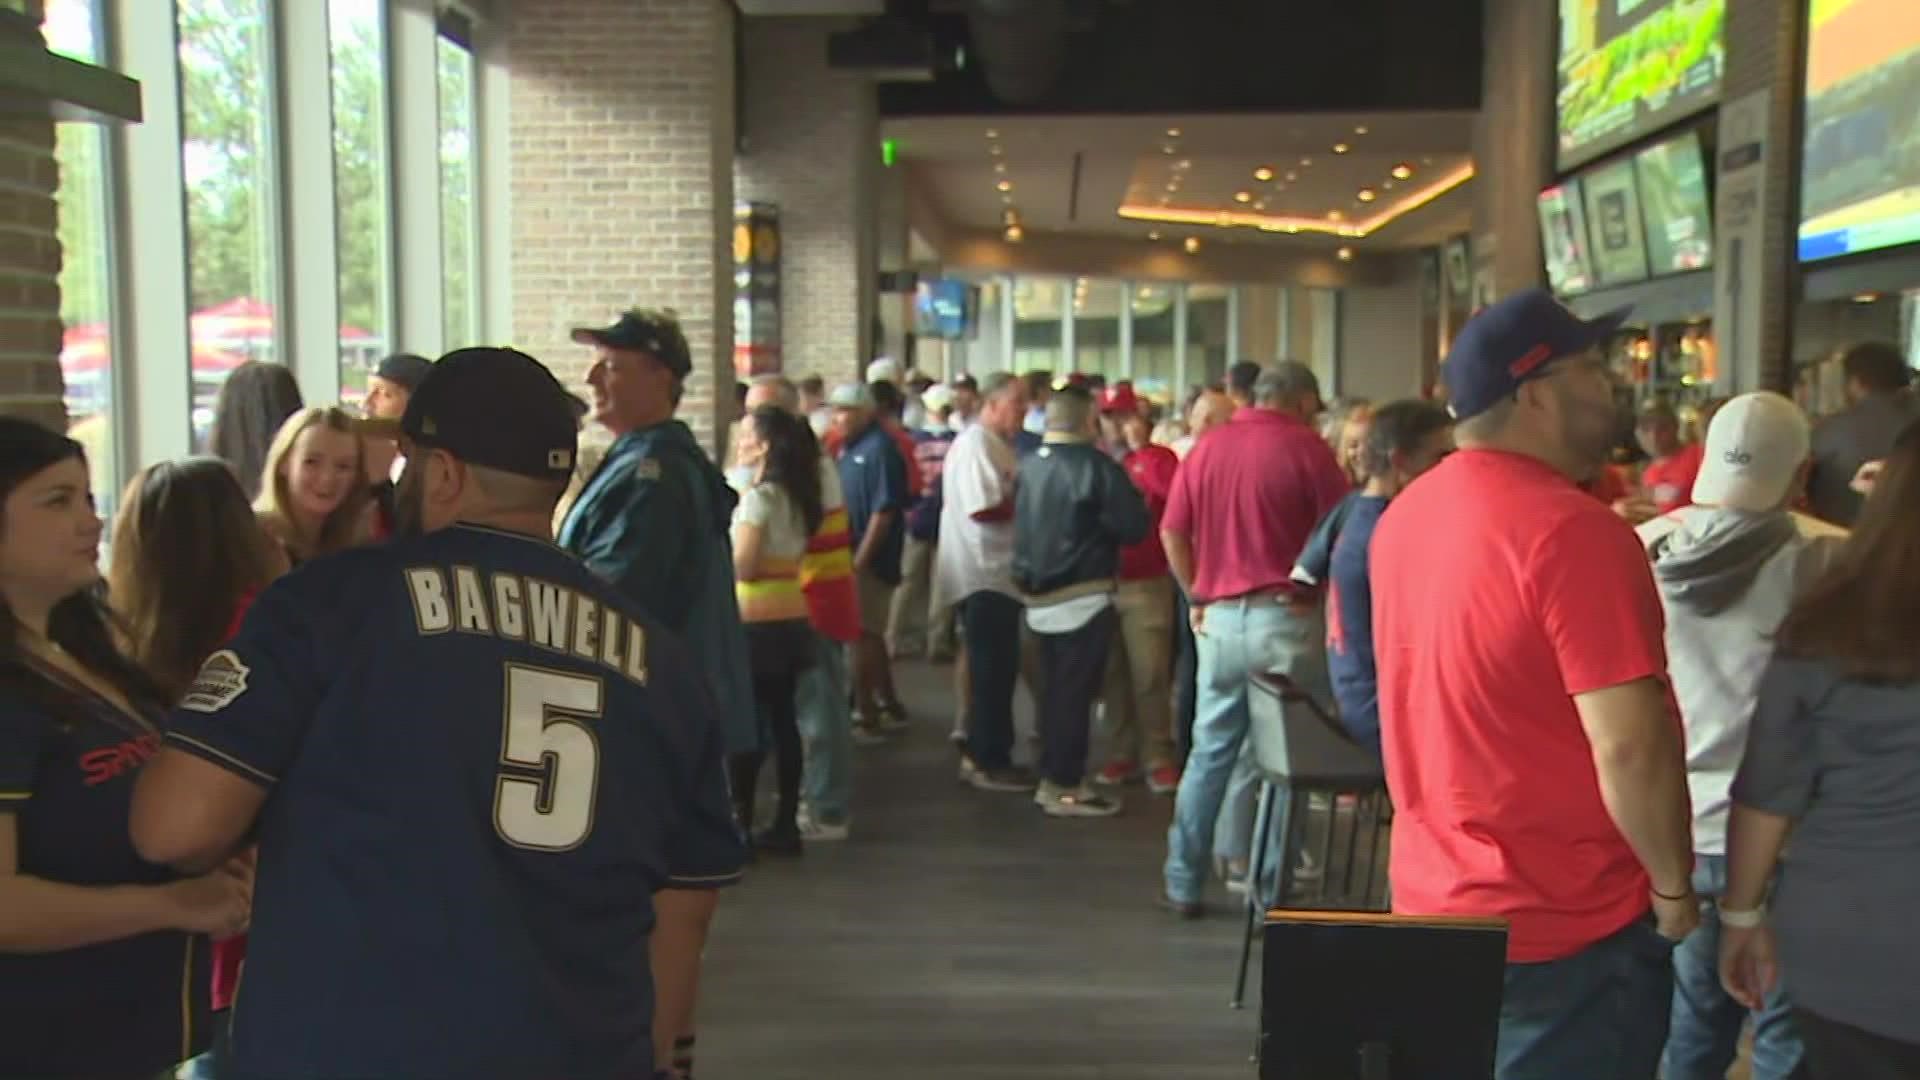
558, 421, 759, 755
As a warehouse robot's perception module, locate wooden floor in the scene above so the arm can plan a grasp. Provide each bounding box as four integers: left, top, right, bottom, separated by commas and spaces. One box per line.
697, 658, 1261, 1080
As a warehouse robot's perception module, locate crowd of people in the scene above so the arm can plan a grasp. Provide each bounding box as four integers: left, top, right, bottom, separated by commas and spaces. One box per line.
2, 287, 1919, 1080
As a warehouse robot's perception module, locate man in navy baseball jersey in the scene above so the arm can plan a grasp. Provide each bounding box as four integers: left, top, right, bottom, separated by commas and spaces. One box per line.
130, 347, 746, 1080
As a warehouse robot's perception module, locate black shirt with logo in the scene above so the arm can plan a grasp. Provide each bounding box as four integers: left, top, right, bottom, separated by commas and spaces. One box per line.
0, 685, 210, 1077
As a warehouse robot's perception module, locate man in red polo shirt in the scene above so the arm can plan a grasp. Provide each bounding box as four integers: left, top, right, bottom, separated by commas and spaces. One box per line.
1158, 363, 1349, 916
1370, 288, 1697, 1079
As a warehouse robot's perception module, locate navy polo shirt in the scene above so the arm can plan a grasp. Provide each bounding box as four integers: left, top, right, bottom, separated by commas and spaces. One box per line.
164, 524, 745, 1080
838, 422, 910, 585
1327, 495, 1390, 755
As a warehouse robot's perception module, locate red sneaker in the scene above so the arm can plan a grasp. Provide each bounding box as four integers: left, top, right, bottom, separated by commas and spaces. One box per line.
1146, 764, 1180, 796
1094, 760, 1141, 787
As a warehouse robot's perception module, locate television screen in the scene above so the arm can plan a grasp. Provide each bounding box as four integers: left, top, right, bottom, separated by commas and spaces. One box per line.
1581, 159, 1652, 286
1634, 131, 1714, 274
1557, 0, 1725, 170
1798, 0, 1920, 262
914, 279, 972, 340
1538, 179, 1598, 296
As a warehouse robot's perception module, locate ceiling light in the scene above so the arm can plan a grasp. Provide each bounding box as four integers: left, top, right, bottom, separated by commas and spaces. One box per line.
1253, 200, 1266, 210
994, 162, 1006, 173
986, 128, 999, 139
1159, 196, 1170, 205
1137, 286, 1152, 298
1002, 207, 1020, 226
1286, 225, 1300, 234
1234, 191, 1253, 203
1853, 292, 1881, 303
1004, 224, 1024, 243
1381, 180, 1394, 190
1254, 166, 1275, 182
1166, 127, 1182, 138
990, 144, 1003, 156
1184, 236, 1201, 254
1147, 230, 1162, 241
1391, 163, 1413, 180
1163, 144, 1176, 154
1285, 171, 1297, 182
1354, 125, 1369, 136
1002, 193, 1014, 204
996, 179, 1012, 192
1357, 188, 1377, 202
1332, 142, 1351, 154
1337, 246, 1354, 261
1300, 157, 1313, 167
1177, 159, 1191, 170
1328, 209, 1345, 221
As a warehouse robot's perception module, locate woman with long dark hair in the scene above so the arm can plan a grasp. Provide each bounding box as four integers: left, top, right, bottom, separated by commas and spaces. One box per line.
0, 420, 250, 1078
1720, 420, 1920, 1078
207, 362, 304, 501
729, 405, 824, 854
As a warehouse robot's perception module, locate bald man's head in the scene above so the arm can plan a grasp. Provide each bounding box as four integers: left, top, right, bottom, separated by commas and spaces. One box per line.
1188, 390, 1235, 439
744, 374, 800, 415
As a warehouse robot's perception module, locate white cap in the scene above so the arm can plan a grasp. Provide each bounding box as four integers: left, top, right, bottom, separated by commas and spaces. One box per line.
921, 383, 954, 413
865, 357, 902, 385
1692, 391, 1811, 512
827, 382, 873, 410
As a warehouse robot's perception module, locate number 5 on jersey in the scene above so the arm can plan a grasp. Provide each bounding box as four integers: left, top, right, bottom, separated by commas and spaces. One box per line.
495, 664, 603, 851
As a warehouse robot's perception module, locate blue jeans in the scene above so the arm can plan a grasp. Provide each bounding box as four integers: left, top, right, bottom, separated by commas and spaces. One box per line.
1498, 916, 1674, 1080
1163, 596, 1326, 904
796, 632, 852, 824
959, 590, 1023, 770
1212, 743, 1262, 865
1664, 854, 1807, 1080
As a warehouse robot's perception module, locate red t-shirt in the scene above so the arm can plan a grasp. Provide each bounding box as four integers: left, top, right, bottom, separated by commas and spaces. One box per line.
1639, 442, 1704, 514
1162, 409, 1350, 603
1370, 449, 1675, 962
1585, 463, 1632, 505
1118, 444, 1179, 580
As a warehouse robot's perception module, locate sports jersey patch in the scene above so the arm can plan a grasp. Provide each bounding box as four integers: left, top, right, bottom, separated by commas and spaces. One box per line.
179, 650, 251, 713
633, 458, 662, 482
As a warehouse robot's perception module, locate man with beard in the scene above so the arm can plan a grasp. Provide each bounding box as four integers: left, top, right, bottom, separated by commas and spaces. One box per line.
1369, 289, 1697, 1079
131, 348, 745, 1080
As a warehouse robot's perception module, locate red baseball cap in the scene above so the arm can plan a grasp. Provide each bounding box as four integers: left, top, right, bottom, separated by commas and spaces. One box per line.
1098, 384, 1140, 415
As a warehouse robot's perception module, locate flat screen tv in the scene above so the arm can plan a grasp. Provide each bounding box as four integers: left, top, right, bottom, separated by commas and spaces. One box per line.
1798, 0, 1920, 262
1538, 179, 1598, 296
1557, 0, 1725, 170
1634, 130, 1714, 274
1581, 158, 1652, 286
913, 279, 974, 340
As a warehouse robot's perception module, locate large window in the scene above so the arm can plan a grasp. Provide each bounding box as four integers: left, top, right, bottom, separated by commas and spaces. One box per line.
1131, 284, 1178, 401
1012, 278, 1065, 375
178, 0, 279, 449
1187, 284, 1232, 389
45, 0, 117, 514
438, 33, 477, 348
1072, 278, 1123, 380
331, 0, 390, 407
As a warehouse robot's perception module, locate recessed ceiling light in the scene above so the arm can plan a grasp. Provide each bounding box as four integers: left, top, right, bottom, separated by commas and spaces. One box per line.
1285, 171, 1298, 182
1357, 188, 1377, 202
1159, 195, 1170, 205
1147, 230, 1162, 241
1421, 156, 1433, 165
1300, 157, 1313, 167
1391, 163, 1413, 180
1332, 142, 1351, 154
994, 162, 1006, 172
1234, 191, 1253, 203
1328, 209, 1345, 221
1166, 127, 1182, 138
1002, 193, 1014, 204
990, 144, 1003, 156
1254, 166, 1275, 182
1184, 236, 1201, 254
996, 179, 1012, 192
1162, 144, 1176, 154
1354, 125, 1369, 136
1337, 246, 1354, 261
1002, 207, 1020, 226
1004, 224, 1024, 243
986, 128, 999, 138
1177, 159, 1192, 170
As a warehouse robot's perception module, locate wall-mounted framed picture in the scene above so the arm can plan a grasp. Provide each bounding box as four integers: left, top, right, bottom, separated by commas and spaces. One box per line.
1443, 236, 1472, 300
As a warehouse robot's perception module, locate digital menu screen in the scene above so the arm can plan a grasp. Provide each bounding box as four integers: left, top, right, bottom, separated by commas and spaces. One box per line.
1557, 0, 1726, 170
1798, 0, 1920, 262
1581, 159, 1652, 286
1538, 179, 1598, 296
1634, 131, 1714, 273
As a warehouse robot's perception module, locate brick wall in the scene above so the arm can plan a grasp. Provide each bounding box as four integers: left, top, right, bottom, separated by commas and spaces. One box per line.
734, 17, 876, 387
503, 0, 736, 453
2, 1, 67, 432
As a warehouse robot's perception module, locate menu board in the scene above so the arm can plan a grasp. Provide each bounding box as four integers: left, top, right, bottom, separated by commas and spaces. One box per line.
1581, 159, 1652, 286
1557, 0, 1726, 169
1798, 0, 1920, 261
1537, 179, 1598, 296
1634, 131, 1714, 273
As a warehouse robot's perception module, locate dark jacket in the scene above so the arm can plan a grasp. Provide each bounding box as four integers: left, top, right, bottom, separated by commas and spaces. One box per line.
1012, 436, 1151, 602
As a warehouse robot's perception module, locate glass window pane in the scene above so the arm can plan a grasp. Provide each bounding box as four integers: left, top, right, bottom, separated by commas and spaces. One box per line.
1012, 278, 1065, 376
1131, 284, 1178, 404
438, 36, 476, 348
44, 0, 118, 519
178, 0, 279, 451
332, 0, 389, 410
1187, 284, 1232, 388
1071, 278, 1122, 381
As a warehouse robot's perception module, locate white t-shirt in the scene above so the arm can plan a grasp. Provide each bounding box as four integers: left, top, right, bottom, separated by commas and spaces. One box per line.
733, 482, 810, 564
935, 423, 1020, 603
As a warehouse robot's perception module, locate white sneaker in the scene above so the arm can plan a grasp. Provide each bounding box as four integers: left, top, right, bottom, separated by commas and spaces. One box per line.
799, 816, 850, 842
1034, 781, 1121, 818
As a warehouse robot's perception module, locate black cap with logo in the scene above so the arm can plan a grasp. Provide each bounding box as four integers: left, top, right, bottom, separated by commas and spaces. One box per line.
570, 309, 692, 378
400, 347, 578, 482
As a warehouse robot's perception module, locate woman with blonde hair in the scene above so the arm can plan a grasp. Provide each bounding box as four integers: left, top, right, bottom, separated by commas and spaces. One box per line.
254, 407, 371, 565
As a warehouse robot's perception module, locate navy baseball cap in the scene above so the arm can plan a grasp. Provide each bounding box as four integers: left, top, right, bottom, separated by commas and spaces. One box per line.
1443, 288, 1631, 420
401, 347, 578, 482
570, 309, 692, 378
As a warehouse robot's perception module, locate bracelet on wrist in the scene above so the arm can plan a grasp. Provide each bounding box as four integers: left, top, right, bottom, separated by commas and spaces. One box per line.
1650, 883, 1693, 901
1719, 905, 1766, 930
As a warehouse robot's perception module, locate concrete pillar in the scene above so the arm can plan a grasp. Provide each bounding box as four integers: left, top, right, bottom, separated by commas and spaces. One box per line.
1471, 0, 1554, 299
3, 2, 69, 432
734, 17, 878, 387
1721, 0, 1803, 392
503, 0, 737, 453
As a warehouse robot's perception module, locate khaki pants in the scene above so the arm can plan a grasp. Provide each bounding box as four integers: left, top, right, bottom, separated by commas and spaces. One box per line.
887, 536, 955, 658
1100, 575, 1176, 768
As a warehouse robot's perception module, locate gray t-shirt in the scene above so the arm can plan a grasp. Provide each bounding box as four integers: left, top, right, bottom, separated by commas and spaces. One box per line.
1732, 653, 1920, 1042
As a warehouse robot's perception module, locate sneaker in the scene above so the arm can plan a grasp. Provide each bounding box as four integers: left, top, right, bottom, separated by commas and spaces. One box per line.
795, 805, 850, 842
1293, 849, 1323, 883
1034, 781, 1121, 818
753, 827, 803, 857
1094, 760, 1141, 787
1224, 872, 1250, 897
875, 700, 911, 732
851, 715, 892, 746
949, 722, 968, 747
1146, 764, 1180, 796
958, 756, 1034, 792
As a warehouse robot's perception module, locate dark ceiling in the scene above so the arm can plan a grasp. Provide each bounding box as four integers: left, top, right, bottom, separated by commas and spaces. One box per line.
875, 0, 1485, 116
